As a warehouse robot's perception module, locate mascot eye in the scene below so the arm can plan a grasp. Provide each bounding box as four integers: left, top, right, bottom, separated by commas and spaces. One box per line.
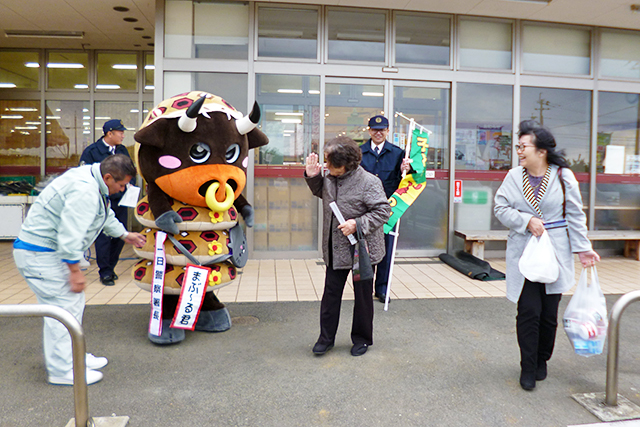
190, 143, 211, 164
225, 144, 240, 164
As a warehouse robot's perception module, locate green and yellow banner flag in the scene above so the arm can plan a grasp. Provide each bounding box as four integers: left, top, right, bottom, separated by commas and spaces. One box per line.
384, 127, 429, 234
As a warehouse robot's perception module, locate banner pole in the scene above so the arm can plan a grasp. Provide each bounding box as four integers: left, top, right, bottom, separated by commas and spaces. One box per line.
384, 119, 414, 311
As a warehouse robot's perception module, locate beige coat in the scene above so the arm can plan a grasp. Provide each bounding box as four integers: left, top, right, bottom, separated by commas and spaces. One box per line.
305, 166, 390, 270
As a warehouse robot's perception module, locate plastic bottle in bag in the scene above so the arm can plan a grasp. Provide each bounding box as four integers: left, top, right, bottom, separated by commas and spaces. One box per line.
562, 308, 607, 356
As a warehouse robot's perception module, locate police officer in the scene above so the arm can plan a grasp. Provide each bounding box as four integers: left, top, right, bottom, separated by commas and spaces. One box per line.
79, 119, 131, 286
360, 115, 410, 303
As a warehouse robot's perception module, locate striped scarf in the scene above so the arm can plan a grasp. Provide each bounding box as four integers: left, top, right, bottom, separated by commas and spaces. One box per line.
522, 166, 551, 219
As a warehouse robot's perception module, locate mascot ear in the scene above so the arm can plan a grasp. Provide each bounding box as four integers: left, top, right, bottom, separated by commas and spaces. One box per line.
247, 128, 269, 150
134, 120, 170, 148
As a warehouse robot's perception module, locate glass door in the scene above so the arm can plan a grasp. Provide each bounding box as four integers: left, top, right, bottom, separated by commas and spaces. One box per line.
392, 83, 451, 256
323, 79, 451, 256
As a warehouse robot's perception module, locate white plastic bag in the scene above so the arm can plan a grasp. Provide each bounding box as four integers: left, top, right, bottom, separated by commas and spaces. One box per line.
562, 266, 608, 357
518, 230, 560, 283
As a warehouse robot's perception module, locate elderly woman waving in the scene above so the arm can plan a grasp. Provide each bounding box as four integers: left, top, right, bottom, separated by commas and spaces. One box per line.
305, 136, 390, 357
494, 120, 600, 391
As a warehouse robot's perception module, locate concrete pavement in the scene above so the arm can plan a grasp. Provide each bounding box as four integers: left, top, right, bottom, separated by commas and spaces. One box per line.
3, 296, 640, 426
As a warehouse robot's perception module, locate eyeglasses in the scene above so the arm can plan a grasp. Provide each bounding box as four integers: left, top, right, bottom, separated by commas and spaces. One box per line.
515, 144, 535, 152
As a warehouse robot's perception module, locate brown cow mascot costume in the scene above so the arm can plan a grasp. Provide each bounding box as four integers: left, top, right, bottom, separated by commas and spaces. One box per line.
132, 91, 268, 344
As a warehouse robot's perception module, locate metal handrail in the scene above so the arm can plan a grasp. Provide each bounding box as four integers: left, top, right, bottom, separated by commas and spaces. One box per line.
606, 290, 640, 406
0, 304, 93, 427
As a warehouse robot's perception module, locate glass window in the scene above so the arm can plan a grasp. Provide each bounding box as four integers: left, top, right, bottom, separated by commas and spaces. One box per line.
0, 51, 39, 90
45, 100, 90, 174
0, 100, 41, 175
47, 51, 89, 90
600, 30, 640, 79
327, 8, 385, 63
145, 53, 154, 91
254, 74, 320, 252
258, 6, 318, 59
325, 82, 384, 144
96, 52, 138, 91
395, 13, 450, 66
459, 18, 512, 70
94, 101, 139, 158
595, 92, 640, 231
520, 87, 591, 221
164, 0, 249, 60
163, 72, 248, 113
522, 24, 591, 75
456, 83, 513, 170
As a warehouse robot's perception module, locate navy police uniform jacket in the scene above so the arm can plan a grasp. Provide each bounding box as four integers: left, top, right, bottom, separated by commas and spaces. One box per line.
79, 138, 131, 203
360, 139, 404, 199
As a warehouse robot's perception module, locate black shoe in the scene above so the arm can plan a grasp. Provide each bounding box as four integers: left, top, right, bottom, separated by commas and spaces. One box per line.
312, 342, 334, 355
100, 276, 115, 286
520, 370, 536, 391
112, 273, 118, 281
351, 343, 368, 356
374, 293, 387, 303
536, 360, 547, 381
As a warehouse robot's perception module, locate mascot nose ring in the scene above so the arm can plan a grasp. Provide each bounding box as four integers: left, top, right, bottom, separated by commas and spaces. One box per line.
205, 182, 235, 212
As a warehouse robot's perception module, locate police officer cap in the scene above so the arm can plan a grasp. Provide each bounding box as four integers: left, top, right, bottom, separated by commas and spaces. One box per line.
368, 115, 389, 130
103, 119, 127, 134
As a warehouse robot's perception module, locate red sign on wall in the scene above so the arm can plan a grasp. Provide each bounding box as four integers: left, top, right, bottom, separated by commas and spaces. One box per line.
454, 180, 462, 203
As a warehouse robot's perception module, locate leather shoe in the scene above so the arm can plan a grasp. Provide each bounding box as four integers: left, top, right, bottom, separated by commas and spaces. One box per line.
536, 360, 547, 381
112, 273, 118, 281
86, 353, 108, 370
351, 343, 368, 356
49, 368, 103, 386
374, 293, 388, 303
100, 276, 115, 286
312, 342, 334, 355
520, 370, 536, 391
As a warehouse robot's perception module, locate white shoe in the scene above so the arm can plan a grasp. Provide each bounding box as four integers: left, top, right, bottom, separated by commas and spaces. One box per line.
48, 368, 103, 386
79, 258, 91, 268
86, 353, 108, 370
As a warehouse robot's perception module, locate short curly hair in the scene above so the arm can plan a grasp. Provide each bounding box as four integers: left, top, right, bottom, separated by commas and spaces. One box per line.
324, 136, 362, 172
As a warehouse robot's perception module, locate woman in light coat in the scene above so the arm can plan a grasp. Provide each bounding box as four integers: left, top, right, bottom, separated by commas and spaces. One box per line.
305, 136, 390, 357
494, 120, 600, 391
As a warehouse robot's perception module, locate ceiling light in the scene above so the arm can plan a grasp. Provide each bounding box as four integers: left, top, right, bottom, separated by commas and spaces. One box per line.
0, 83, 16, 88
275, 112, 304, 116
281, 119, 301, 124
8, 107, 37, 112
75, 84, 89, 89
362, 92, 383, 97
130, 109, 139, 113
15, 126, 37, 130
5, 30, 83, 39
24, 62, 39, 68
112, 64, 137, 70
308, 90, 320, 95
144, 65, 155, 70
114, 6, 130, 12
46, 116, 61, 120
47, 63, 84, 69
95, 116, 111, 120
124, 17, 138, 22
96, 84, 121, 90
1, 115, 22, 119
145, 85, 155, 90
277, 89, 303, 94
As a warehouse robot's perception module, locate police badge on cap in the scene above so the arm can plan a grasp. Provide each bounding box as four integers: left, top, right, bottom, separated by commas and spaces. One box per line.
368, 115, 389, 129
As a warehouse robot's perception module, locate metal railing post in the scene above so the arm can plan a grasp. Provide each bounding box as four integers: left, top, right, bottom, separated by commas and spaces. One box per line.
0, 304, 93, 427
606, 290, 640, 406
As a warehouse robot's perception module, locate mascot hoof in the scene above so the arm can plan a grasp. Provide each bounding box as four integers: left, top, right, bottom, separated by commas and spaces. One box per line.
148, 319, 186, 345
195, 308, 232, 332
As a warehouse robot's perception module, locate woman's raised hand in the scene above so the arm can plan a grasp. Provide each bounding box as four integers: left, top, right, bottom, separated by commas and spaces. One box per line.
527, 217, 545, 237
305, 153, 322, 177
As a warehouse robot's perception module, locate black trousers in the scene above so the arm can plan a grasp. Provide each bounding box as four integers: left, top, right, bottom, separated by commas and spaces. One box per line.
318, 263, 374, 346
516, 279, 562, 372
96, 203, 127, 280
